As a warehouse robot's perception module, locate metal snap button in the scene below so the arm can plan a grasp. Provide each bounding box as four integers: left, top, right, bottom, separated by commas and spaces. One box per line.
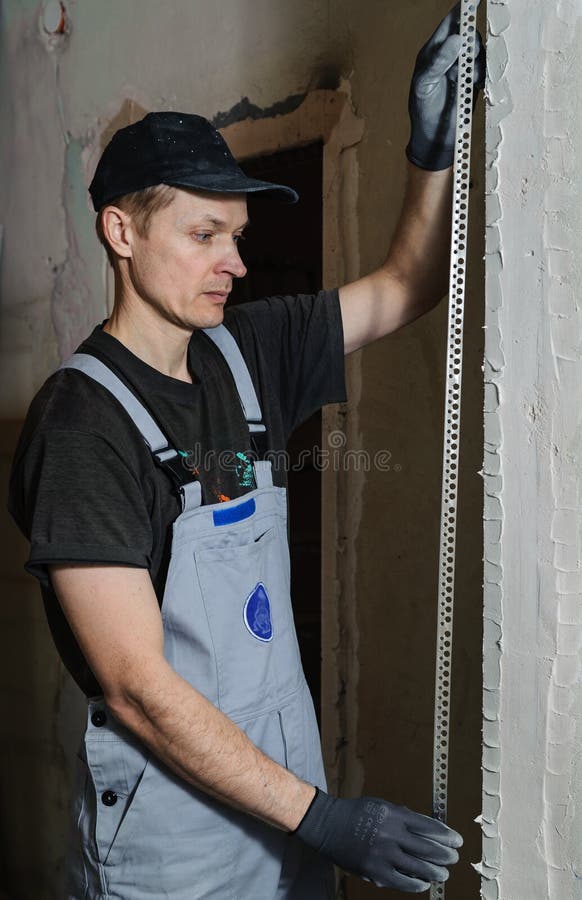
91, 710, 107, 727
101, 790, 118, 807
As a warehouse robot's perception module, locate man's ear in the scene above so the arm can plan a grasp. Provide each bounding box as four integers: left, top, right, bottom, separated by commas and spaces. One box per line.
101, 206, 134, 260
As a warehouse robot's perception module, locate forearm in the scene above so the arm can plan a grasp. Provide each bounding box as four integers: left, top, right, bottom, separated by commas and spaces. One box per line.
107, 658, 315, 831
383, 162, 453, 315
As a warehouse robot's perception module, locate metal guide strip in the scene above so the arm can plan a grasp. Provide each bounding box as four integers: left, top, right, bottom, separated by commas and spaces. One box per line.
430, 3, 478, 898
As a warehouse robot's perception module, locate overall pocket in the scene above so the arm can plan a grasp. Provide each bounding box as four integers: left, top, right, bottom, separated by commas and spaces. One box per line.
194, 519, 302, 719
83, 728, 150, 867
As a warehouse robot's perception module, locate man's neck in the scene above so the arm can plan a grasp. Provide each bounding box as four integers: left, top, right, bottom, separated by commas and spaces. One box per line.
103, 296, 193, 384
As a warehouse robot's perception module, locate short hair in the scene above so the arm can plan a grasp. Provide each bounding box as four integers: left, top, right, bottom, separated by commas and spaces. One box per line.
95, 183, 177, 267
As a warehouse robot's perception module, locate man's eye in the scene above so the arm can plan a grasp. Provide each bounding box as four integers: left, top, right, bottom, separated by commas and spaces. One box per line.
193, 233, 212, 242
233, 234, 246, 244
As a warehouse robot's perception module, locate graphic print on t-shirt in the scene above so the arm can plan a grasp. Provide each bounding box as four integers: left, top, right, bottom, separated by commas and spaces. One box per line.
235, 452, 254, 489
177, 447, 256, 504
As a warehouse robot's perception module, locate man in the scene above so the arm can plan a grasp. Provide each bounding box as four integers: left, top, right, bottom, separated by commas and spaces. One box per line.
8, 5, 484, 898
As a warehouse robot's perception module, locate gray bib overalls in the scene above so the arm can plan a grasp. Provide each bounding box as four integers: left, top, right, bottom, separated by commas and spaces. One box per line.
59, 326, 333, 899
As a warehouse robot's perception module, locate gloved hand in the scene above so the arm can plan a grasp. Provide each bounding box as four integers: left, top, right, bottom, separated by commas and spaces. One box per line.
294, 787, 462, 893
406, 1, 486, 171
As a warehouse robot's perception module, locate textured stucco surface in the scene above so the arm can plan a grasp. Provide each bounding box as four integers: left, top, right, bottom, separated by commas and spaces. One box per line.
484, 1, 582, 897
0, 2, 484, 898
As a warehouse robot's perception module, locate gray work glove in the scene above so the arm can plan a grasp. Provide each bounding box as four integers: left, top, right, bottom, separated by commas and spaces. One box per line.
295, 788, 462, 892
406, 1, 486, 171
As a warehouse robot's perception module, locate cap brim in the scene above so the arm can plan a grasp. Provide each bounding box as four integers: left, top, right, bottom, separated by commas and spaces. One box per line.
164, 171, 299, 204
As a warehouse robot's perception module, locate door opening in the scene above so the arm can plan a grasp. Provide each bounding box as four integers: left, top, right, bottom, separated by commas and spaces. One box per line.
229, 142, 324, 720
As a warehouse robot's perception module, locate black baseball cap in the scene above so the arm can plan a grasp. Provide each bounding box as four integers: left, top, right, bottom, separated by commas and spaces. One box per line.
89, 111, 299, 211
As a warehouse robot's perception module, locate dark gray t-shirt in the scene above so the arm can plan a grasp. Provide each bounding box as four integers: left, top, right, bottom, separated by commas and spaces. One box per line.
8, 290, 346, 696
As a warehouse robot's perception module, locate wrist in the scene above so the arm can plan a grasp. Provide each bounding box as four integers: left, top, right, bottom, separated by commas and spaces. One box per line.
294, 787, 338, 850
405, 140, 454, 173
290, 785, 319, 833
282, 780, 317, 833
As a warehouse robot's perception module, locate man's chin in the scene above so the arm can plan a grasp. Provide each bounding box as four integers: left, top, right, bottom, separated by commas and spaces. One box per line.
193, 304, 225, 331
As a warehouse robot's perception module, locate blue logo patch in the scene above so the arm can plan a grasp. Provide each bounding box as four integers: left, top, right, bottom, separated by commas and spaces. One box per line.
243, 583, 273, 642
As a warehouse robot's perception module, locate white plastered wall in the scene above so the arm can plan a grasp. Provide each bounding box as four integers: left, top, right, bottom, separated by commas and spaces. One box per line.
484, 1, 582, 897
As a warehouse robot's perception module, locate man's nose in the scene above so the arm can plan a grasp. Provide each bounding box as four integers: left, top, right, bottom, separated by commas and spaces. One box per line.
220, 245, 247, 279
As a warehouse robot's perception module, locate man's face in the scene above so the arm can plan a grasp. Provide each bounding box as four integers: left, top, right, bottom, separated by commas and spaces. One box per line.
125, 188, 248, 331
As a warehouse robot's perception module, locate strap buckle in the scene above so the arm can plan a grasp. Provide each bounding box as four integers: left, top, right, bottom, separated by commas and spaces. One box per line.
153, 447, 199, 490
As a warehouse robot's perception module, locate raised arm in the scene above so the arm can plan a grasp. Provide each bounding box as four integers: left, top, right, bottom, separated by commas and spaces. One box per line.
340, 164, 454, 354
339, 2, 485, 355
48, 562, 315, 830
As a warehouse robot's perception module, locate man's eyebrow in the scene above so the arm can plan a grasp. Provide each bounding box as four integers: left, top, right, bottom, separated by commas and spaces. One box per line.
186, 215, 250, 230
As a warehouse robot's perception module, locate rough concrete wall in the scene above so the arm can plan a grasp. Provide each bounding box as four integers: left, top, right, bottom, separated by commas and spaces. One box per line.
337, 2, 485, 897
0, 1, 484, 898
484, 1, 582, 898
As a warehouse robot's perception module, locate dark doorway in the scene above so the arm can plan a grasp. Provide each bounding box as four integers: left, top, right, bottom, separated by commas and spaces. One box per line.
229, 142, 324, 720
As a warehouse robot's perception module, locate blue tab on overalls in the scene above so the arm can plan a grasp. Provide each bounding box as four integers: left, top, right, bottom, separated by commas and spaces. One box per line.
213, 496, 256, 526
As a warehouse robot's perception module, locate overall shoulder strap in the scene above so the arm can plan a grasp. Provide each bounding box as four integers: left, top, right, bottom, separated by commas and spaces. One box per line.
58, 353, 201, 505
59, 353, 168, 452
202, 324, 266, 434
